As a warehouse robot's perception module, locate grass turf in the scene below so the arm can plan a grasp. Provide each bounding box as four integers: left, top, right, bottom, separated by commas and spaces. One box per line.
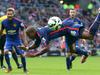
0, 56, 100, 75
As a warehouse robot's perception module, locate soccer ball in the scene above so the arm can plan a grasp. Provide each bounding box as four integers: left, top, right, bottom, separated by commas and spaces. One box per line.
48, 16, 62, 30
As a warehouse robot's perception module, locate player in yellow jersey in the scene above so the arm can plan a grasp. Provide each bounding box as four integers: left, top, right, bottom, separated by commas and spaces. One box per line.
0, 15, 7, 69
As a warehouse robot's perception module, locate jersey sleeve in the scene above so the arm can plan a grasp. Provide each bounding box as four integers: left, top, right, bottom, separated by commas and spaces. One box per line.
20, 22, 25, 31
62, 19, 68, 26
62, 19, 74, 27
1, 21, 5, 30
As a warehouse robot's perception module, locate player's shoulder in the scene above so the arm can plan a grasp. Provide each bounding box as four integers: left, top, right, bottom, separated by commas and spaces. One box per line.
37, 25, 49, 34
14, 18, 25, 27
0, 15, 7, 20
76, 17, 80, 20
14, 17, 23, 23
62, 18, 72, 23
63, 18, 70, 21
2, 18, 8, 23
75, 17, 81, 21
62, 18, 74, 26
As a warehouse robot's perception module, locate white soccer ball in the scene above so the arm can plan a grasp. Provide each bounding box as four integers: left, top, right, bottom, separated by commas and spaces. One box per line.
48, 16, 62, 30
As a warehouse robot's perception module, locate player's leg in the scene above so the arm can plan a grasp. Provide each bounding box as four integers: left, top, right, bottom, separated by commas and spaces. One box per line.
66, 47, 77, 70
16, 47, 27, 73
66, 53, 77, 70
69, 41, 79, 64
75, 46, 89, 63
70, 54, 76, 63
69, 42, 89, 63
0, 50, 6, 69
4, 50, 12, 72
66, 52, 72, 70
65, 39, 76, 70
20, 54, 27, 73
68, 46, 89, 64
81, 13, 100, 40
4, 42, 12, 72
20, 53, 27, 73
11, 49, 22, 69
78, 13, 100, 62
0, 35, 6, 69
65, 42, 72, 70
15, 39, 28, 73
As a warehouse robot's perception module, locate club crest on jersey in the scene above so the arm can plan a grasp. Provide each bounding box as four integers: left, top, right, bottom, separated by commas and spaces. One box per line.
13, 24, 16, 27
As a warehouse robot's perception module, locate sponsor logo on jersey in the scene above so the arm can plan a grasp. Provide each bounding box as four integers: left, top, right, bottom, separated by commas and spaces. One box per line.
7, 30, 16, 35
13, 24, 16, 27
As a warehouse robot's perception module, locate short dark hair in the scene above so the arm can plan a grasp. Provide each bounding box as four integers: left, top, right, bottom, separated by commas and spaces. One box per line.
26, 26, 36, 36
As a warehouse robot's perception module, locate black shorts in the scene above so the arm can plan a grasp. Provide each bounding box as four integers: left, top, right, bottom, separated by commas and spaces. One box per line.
0, 35, 6, 50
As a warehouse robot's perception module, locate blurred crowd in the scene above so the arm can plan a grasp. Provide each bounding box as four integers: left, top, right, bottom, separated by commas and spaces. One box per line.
0, 0, 99, 27
0, 0, 99, 55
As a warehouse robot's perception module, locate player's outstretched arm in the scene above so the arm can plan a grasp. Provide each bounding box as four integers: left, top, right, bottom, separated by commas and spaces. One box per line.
18, 36, 41, 51
18, 42, 39, 51
32, 45, 49, 57
21, 30, 28, 46
18, 45, 29, 51
18, 30, 29, 50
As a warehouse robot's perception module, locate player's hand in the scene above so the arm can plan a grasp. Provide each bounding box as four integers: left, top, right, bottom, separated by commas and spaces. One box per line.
18, 45, 29, 51
24, 41, 29, 47
25, 50, 38, 57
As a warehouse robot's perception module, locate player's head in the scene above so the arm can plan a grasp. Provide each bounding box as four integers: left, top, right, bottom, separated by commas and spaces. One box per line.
6, 7, 15, 19
69, 9, 77, 18
25, 26, 37, 40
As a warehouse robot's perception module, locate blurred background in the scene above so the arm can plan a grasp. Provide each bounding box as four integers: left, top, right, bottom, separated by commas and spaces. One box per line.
0, 0, 99, 57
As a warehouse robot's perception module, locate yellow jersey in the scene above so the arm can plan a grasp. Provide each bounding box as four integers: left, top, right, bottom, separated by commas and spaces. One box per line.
0, 15, 7, 34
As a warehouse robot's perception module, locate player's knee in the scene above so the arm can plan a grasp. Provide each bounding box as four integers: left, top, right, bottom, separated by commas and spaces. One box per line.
12, 50, 16, 53
1, 50, 4, 54
66, 52, 72, 57
70, 50, 75, 53
4, 50, 9, 54
20, 54, 25, 57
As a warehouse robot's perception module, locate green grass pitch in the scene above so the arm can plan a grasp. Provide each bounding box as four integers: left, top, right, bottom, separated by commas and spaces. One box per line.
0, 56, 100, 75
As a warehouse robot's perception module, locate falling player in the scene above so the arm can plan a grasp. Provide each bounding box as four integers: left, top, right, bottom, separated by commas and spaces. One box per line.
19, 8, 100, 70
